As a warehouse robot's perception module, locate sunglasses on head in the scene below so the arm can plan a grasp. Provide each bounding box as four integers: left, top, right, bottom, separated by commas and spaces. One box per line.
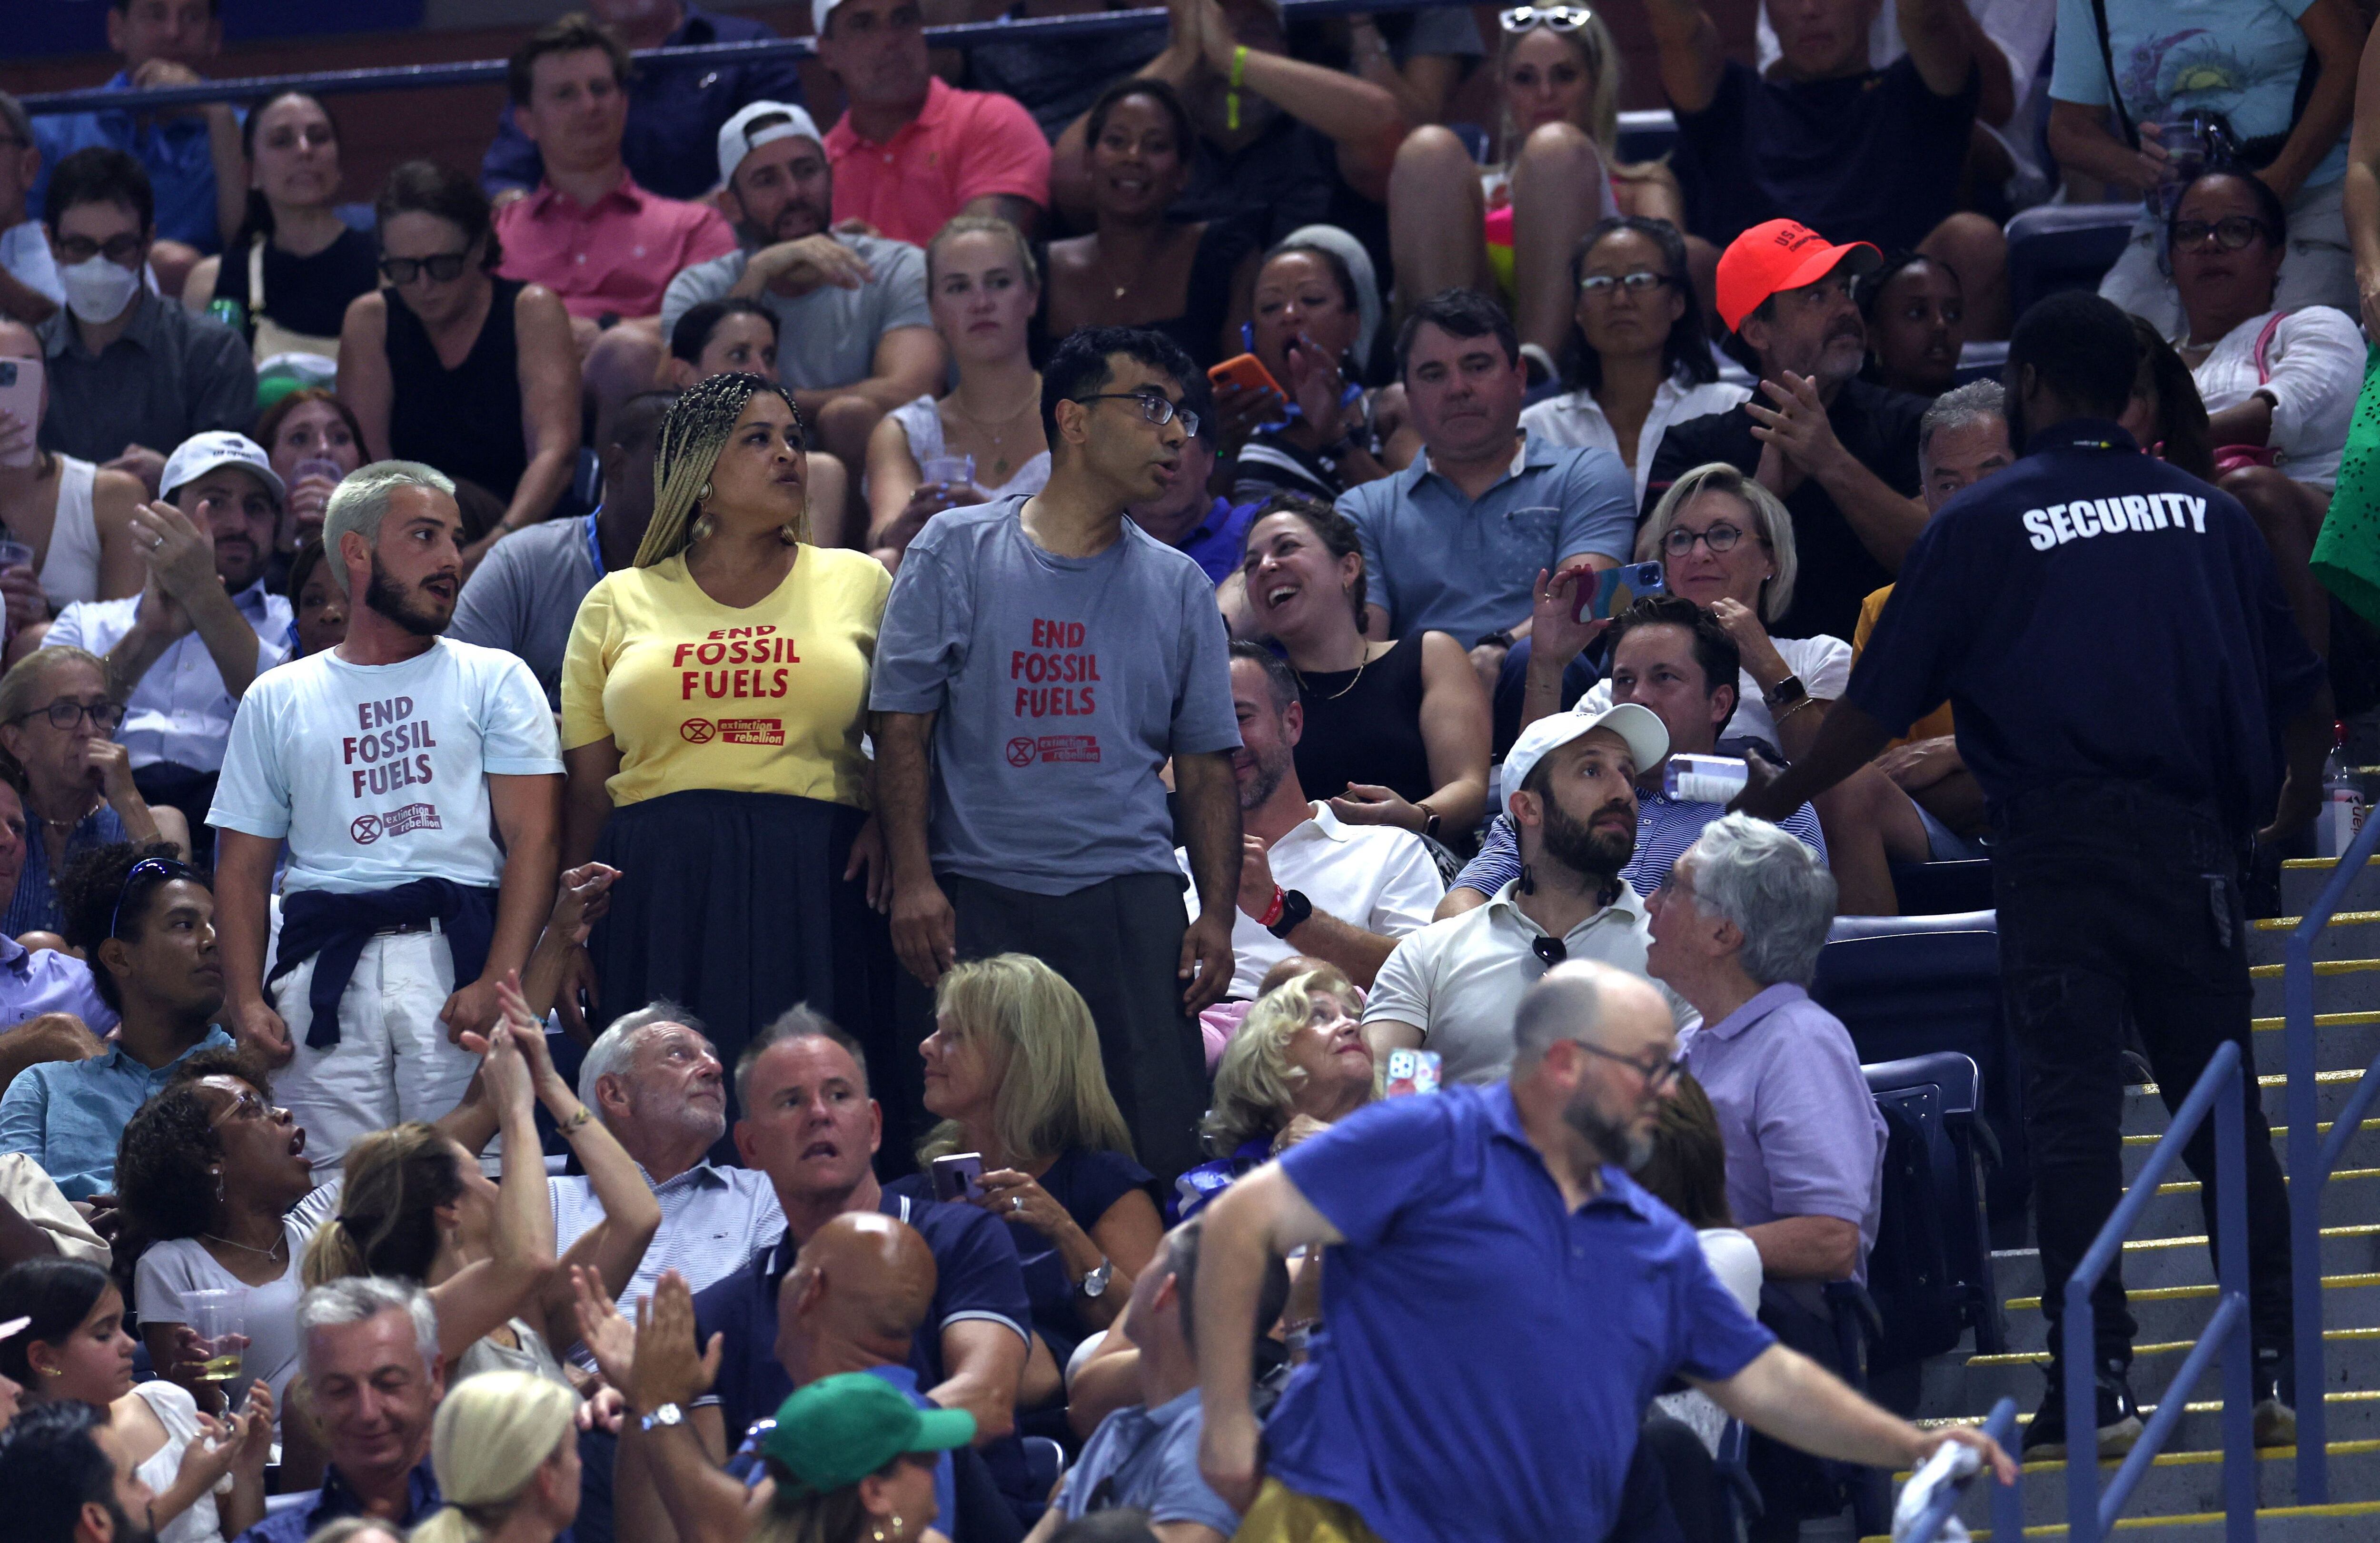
1501, 5, 1596, 32
109, 856, 199, 940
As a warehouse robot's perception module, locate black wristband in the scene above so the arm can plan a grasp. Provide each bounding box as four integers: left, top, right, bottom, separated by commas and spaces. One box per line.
1265, 888, 1314, 939
1476, 630, 1517, 652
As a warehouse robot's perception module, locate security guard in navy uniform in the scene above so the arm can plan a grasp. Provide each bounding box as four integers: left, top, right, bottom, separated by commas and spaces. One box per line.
1739, 291, 2330, 1461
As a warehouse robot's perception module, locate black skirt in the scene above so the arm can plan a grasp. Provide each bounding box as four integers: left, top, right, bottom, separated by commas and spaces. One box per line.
590, 788, 902, 1162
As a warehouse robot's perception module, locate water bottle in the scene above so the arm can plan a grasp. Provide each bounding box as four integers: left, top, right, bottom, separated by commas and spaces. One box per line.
1664, 753, 1748, 805
2320, 723, 2362, 858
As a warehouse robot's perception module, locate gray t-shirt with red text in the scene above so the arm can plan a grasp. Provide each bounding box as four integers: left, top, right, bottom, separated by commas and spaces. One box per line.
869, 496, 1239, 895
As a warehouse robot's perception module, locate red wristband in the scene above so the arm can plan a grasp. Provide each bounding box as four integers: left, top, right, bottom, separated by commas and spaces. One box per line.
1258, 886, 1286, 929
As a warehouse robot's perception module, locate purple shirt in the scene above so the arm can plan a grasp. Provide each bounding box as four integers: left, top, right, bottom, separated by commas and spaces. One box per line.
1679, 983, 1886, 1274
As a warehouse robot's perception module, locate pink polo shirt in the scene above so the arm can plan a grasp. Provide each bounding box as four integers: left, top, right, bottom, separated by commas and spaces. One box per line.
494, 170, 737, 320
823, 78, 1051, 247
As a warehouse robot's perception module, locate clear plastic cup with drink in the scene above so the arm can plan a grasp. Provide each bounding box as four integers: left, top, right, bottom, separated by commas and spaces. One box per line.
182, 1287, 250, 1386
920, 454, 975, 492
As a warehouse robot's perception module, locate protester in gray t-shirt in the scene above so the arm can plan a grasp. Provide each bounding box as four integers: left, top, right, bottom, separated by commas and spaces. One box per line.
871, 328, 1240, 1183
448, 390, 671, 707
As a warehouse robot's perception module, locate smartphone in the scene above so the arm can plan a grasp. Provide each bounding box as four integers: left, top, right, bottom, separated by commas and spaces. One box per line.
1208, 352, 1284, 402
0, 357, 39, 469
929, 1152, 986, 1203
1384, 1048, 1442, 1097
1573, 560, 1666, 624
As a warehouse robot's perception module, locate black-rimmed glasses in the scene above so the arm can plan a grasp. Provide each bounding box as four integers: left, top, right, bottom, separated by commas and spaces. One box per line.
1075, 392, 1200, 437
13, 698, 125, 733
109, 857, 198, 940
1574, 1039, 1687, 1090
2172, 216, 2276, 253
53, 234, 145, 267
1661, 522, 1748, 558
379, 251, 471, 286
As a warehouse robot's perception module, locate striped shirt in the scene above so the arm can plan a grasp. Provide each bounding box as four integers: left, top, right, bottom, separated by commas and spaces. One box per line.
551, 1160, 783, 1366
1454, 786, 1827, 899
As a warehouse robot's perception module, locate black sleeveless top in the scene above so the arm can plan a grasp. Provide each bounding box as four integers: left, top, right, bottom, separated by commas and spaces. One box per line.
209, 226, 381, 343
383, 277, 530, 500
1290, 630, 1434, 806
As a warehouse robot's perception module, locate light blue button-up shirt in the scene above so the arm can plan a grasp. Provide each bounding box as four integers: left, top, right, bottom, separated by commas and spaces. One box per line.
46, 581, 291, 774
0, 934, 117, 1035
1336, 433, 1636, 644
0, 1025, 234, 1199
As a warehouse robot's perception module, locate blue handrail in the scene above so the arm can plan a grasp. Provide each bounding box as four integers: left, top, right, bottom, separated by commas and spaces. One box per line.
2065, 1039, 2254, 1542
18, 0, 1454, 116
2285, 811, 2380, 1504
1900, 1396, 2021, 1543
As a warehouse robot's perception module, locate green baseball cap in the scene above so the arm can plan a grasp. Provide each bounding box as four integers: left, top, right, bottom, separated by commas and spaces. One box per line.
758, 1374, 977, 1494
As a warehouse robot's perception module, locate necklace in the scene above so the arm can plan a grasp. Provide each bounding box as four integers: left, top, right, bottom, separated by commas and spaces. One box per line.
1291, 643, 1374, 702
202, 1230, 287, 1262
945, 382, 1042, 480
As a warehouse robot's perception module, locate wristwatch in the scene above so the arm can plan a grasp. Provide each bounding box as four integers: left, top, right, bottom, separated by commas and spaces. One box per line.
641, 1403, 684, 1432
1764, 674, 1807, 710
1475, 629, 1517, 652
1265, 888, 1314, 940
1419, 807, 1443, 841
1079, 1258, 1114, 1299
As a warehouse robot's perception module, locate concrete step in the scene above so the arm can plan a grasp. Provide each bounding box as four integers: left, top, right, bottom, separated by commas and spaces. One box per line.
1924, 1328, 2380, 1420
2249, 912, 2380, 969
1867, 1501, 2380, 1542
2122, 1069, 2372, 1137
2126, 1120, 2380, 1182
2252, 959, 2380, 1020
1999, 1274, 2380, 1356
2281, 857, 2380, 917
2249, 1006, 2380, 1075
2077, 1167, 2380, 1246
1991, 1226, 2380, 1302
1931, 1440, 2380, 1532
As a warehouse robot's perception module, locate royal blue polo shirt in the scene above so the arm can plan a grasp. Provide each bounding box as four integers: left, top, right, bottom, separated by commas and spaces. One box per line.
690, 1188, 1031, 1444
1264, 1082, 1775, 1543
1846, 419, 2326, 831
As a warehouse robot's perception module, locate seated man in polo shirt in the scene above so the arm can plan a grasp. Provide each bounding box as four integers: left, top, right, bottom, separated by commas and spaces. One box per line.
1362, 705, 1692, 1085
1179, 643, 1442, 999
1194, 959, 2013, 1542
679, 1008, 1035, 1521
1029, 1215, 1289, 1542
1444, 594, 1826, 913
1127, 386, 1259, 589
0, 757, 117, 1100
36, 148, 253, 494
661, 102, 946, 551
47, 431, 292, 862
1337, 289, 1636, 751
0, 841, 229, 1199
813, 0, 1050, 247
449, 390, 672, 709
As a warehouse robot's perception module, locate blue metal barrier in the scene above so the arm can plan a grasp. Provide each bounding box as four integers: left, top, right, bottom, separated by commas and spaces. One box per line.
2065, 1039, 2254, 1542
19, 0, 1456, 115
2285, 809, 2380, 1504
1901, 1396, 2022, 1543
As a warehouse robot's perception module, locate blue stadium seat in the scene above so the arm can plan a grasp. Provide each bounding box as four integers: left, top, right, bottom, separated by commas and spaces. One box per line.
1810, 911, 2029, 1245
1616, 108, 1678, 165
1863, 1051, 2004, 1364
1022, 1434, 1067, 1498
1448, 121, 1491, 164
1886, 858, 1993, 916
2004, 201, 2138, 319
1716, 1417, 1762, 1538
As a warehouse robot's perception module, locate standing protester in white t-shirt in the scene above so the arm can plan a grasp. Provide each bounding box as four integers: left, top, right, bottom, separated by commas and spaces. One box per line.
209, 461, 563, 1173
0, 93, 63, 326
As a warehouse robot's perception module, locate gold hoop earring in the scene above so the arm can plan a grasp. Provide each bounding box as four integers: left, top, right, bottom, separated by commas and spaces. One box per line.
691, 514, 714, 544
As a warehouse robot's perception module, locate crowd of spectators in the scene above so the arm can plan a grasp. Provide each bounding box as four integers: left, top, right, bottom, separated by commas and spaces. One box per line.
1, 0, 2373, 1533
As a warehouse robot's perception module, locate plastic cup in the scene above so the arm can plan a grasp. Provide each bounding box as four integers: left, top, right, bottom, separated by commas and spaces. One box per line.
0, 538, 33, 575
292, 457, 344, 486
183, 1287, 249, 1387
920, 454, 975, 489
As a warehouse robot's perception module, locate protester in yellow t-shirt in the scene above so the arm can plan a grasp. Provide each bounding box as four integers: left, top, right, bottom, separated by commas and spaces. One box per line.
559, 373, 898, 1152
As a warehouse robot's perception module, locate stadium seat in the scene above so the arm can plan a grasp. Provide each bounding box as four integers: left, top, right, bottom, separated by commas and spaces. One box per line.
1887, 857, 1993, 916
2003, 201, 2137, 318
1864, 1051, 2003, 1364
1023, 1434, 1067, 1497
1616, 108, 1678, 165
1810, 911, 2029, 1244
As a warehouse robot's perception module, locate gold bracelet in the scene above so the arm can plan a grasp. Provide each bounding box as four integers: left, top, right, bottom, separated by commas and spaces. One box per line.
1774, 695, 1822, 726
558, 1104, 594, 1137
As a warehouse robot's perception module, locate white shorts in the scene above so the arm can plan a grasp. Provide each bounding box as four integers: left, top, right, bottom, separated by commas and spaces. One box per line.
272, 929, 476, 1177
2099, 177, 2355, 336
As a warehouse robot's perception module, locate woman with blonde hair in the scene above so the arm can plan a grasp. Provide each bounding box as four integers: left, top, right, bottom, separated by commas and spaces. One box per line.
302, 986, 658, 1382
560, 372, 897, 1158
1175, 966, 1375, 1223
888, 953, 1164, 1408
411, 1371, 580, 1543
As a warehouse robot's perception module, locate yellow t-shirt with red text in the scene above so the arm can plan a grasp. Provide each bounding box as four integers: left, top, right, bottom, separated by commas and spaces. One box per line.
560, 547, 891, 810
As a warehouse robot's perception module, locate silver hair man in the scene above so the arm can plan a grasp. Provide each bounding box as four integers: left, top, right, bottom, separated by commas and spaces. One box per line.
319, 460, 456, 596
297, 1276, 439, 1379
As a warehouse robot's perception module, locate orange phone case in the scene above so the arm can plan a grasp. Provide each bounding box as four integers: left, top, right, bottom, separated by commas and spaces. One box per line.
1208, 353, 1283, 399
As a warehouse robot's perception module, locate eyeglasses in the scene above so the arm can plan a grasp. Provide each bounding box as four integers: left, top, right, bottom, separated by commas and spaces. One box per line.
1578, 270, 1673, 298
1574, 1039, 1687, 1090
13, 697, 126, 733
109, 856, 198, 940
378, 251, 472, 286
1501, 5, 1596, 32
53, 234, 145, 267
1661, 522, 1751, 557
1075, 392, 1201, 437
2172, 216, 2277, 253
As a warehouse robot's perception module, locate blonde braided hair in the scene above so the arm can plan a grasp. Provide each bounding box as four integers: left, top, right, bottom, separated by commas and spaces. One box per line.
635, 371, 809, 567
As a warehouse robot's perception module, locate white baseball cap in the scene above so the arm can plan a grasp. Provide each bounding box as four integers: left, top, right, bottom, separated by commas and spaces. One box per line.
160, 431, 285, 506
1501, 702, 1669, 818
718, 100, 825, 189
813, 0, 853, 38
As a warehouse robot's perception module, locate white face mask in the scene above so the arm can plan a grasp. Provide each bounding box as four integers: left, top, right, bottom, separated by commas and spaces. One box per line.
58, 254, 141, 326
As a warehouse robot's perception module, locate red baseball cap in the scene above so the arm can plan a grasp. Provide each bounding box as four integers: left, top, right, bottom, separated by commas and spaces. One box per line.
1715, 219, 1882, 336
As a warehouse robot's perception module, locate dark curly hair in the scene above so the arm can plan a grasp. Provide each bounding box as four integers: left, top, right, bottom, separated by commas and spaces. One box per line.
1242, 493, 1367, 625
116, 1048, 274, 1248
56, 841, 201, 1012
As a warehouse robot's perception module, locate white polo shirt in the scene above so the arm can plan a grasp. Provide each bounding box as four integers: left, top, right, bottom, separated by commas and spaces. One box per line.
1362, 877, 1696, 1085
1178, 801, 1447, 999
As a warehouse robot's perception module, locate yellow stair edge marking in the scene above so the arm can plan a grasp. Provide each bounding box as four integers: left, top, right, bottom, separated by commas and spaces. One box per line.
1970, 1325, 2380, 1370
2250, 1010, 2380, 1030
2004, 1273, 2380, 1314
2054, 1222, 2380, 1256
2251, 958, 2380, 977
2132, 1118, 2356, 1146
2155, 1166, 2380, 1197
1891, 1438, 2380, 1483
2257, 910, 2380, 930
2142, 1069, 2362, 1095
1915, 1390, 2380, 1430
1861, 1501, 2380, 1543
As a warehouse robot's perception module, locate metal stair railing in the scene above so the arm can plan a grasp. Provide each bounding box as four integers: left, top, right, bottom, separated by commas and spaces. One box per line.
2286, 813, 2380, 1504
1900, 1396, 2021, 1543
2065, 1040, 2254, 1542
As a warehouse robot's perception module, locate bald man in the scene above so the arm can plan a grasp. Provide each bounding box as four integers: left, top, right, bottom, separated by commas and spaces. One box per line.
1193, 960, 2014, 1543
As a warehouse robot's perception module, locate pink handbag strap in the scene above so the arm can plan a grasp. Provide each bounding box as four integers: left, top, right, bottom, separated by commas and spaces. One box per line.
2252, 310, 2291, 386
